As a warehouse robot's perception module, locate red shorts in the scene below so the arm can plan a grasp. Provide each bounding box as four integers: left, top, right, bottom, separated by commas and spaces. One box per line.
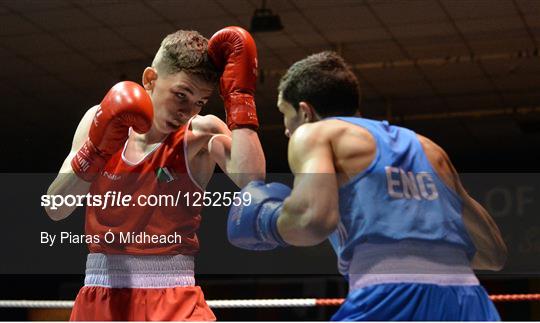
70, 285, 216, 321
71, 253, 215, 321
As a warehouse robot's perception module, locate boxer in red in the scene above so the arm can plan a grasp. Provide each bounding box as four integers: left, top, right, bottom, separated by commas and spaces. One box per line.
44, 27, 265, 321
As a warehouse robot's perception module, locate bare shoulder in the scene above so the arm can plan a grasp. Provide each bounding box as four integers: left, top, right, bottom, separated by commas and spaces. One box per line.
287, 123, 325, 168
288, 121, 340, 174
190, 114, 229, 136
416, 134, 458, 191
319, 119, 376, 157
287, 121, 353, 167
417, 134, 444, 154
417, 134, 451, 169
288, 122, 330, 152
289, 119, 374, 154
186, 114, 230, 159
290, 119, 352, 142
321, 119, 374, 141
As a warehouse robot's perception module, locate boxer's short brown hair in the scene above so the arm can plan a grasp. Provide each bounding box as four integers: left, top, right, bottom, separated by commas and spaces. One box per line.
278, 51, 360, 117
153, 30, 218, 84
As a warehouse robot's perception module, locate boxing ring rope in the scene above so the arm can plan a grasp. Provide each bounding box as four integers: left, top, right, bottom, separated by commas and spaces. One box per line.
1, 294, 540, 309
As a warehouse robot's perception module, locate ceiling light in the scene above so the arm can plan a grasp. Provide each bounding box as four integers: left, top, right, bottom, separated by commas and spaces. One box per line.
250, 0, 283, 33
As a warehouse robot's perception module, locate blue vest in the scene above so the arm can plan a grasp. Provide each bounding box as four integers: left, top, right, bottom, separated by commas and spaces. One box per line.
327, 117, 475, 275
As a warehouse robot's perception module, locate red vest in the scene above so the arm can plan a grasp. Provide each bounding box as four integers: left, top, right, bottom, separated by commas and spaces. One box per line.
86, 124, 203, 255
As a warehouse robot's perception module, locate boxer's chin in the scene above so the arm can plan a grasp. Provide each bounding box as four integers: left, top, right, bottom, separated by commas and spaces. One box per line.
164, 120, 181, 132
150, 120, 174, 135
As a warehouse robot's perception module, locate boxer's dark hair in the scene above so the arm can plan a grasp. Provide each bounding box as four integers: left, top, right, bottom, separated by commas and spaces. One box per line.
278, 51, 360, 117
153, 30, 218, 84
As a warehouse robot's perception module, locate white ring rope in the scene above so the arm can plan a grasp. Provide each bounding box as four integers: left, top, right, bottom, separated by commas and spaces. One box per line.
0, 299, 318, 309
1, 294, 539, 309
0, 300, 74, 309
208, 298, 317, 308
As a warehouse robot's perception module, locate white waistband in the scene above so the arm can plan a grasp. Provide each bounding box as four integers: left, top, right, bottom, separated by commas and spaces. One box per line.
348, 240, 479, 291
84, 253, 195, 288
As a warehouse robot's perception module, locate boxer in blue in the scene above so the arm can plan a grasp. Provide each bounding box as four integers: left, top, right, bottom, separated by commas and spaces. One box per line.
227, 51, 508, 321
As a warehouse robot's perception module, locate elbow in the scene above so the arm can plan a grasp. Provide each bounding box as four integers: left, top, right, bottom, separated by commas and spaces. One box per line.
489, 239, 508, 271
474, 244, 508, 271
279, 198, 339, 246
44, 207, 69, 222
492, 259, 506, 272
480, 255, 506, 272
492, 243, 508, 271
44, 188, 66, 221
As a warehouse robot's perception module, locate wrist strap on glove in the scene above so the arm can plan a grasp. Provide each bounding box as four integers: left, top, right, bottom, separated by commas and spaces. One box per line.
224, 93, 259, 130
71, 139, 108, 182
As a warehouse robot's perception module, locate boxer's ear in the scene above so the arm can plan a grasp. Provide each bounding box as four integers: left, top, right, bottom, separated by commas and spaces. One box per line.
298, 101, 318, 122
142, 67, 158, 91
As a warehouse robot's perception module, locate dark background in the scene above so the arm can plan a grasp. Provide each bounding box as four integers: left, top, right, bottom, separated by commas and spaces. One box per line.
1, 0, 539, 320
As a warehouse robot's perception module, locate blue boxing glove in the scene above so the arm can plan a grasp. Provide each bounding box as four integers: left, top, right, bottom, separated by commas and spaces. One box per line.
227, 180, 291, 250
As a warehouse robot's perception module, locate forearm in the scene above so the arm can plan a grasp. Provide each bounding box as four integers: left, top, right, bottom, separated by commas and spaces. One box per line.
45, 156, 91, 221
277, 203, 333, 247
228, 128, 265, 187
276, 178, 338, 247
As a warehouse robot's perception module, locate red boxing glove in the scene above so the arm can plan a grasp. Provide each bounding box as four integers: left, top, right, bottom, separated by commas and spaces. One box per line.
71, 81, 153, 181
208, 26, 259, 130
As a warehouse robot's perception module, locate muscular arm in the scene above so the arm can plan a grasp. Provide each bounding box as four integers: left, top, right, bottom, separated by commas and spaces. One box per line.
461, 191, 507, 270
191, 115, 265, 188
419, 136, 507, 271
44, 106, 97, 221
276, 124, 339, 246
451, 161, 507, 270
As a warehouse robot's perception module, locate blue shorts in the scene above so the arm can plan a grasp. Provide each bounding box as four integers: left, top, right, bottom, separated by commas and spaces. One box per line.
331, 283, 501, 321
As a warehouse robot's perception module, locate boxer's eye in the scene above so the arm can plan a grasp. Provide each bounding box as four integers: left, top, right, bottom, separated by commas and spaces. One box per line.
176, 92, 187, 100
196, 101, 206, 107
